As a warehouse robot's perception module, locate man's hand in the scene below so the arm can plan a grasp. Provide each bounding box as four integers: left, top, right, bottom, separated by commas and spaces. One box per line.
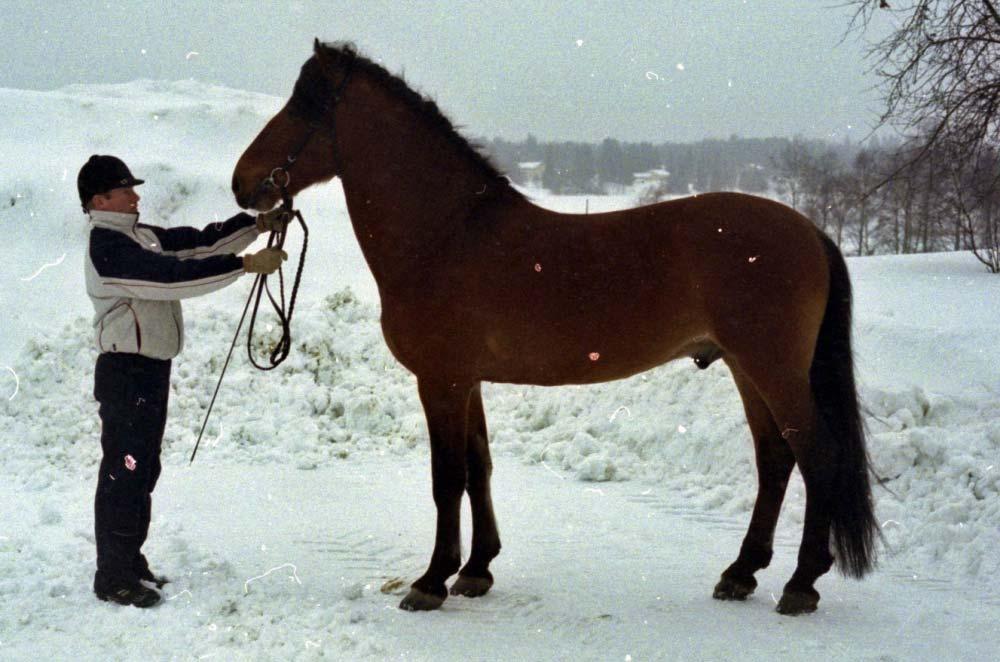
243, 247, 288, 274
256, 208, 293, 233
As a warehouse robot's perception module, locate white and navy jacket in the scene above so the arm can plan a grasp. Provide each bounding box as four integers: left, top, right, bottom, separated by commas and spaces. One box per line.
85, 210, 260, 360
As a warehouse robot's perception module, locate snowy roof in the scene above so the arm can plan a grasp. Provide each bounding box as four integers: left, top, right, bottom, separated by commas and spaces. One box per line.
633, 168, 670, 178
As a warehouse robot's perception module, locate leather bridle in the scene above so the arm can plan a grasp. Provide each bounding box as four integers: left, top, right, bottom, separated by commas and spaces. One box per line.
257, 52, 355, 208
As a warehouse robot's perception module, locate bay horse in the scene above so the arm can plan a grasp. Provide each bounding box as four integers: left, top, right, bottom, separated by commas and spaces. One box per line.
232, 40, 878, 615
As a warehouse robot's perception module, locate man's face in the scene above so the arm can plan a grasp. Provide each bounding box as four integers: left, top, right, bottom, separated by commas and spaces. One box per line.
91, 186, 140, 214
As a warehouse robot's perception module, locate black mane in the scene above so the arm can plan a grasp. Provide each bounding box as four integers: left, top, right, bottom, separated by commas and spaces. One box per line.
301, 41, 515, 190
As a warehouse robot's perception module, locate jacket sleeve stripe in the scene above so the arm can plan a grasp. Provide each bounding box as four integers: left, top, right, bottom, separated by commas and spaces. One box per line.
168, 225, 259, 259
100, 269, 245, 301
145, 213, 259, 255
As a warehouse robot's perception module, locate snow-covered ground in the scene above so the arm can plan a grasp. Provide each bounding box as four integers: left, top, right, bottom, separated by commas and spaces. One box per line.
1, 82, 999, 660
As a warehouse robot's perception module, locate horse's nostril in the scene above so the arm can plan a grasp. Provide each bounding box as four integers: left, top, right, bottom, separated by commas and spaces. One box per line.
231, 175, 241, 196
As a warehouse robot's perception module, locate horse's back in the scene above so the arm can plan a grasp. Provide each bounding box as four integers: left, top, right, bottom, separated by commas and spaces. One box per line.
518, 191, 830, 326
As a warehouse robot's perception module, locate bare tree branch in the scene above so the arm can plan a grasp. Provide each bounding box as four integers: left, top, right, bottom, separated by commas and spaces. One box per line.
844, 0, 1000, 270
983, 0, 1000, 27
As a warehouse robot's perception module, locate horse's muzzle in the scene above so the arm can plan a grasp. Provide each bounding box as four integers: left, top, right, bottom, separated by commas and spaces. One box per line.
232, 174, 281, 211
232, 174, 254, 209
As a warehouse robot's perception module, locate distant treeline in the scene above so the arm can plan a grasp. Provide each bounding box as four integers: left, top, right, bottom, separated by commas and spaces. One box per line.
479, 134, 1000, 270
768, 136, 1000, 270
481, 134, 856, 195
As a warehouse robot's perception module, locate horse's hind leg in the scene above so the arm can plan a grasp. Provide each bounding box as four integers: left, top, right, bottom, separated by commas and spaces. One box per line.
744, 363, 837, 615
400, 378, 472, 611
451, 384, 502, 598
774, 408, 837, 615
714, 365, 795, 602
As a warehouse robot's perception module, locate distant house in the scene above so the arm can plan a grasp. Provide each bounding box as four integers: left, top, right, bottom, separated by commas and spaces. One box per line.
633, 168, 670, 188
517, 161, 546, 188
633, 168, 673, 204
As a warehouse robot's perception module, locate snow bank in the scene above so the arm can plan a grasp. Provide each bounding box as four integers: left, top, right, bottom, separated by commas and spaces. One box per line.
3, 283, 998, 586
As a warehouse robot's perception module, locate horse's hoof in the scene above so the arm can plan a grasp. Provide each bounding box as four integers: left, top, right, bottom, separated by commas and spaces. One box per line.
450, 574, 493, 598
712, 575, 757, 601
776, 589, 819, 615
399, 587, 446, 611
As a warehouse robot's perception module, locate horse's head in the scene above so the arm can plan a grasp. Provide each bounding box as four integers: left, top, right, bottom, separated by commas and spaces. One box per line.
232, 39, 352, 210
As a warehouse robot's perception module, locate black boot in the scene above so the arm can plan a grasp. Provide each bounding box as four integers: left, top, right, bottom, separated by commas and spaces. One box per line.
94, 576, 161, 608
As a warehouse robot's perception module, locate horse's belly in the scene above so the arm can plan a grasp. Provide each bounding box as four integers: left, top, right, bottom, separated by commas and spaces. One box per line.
477, 313, 702, 386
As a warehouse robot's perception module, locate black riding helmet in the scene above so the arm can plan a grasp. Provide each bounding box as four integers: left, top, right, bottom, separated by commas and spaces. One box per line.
78, 155, 144, 212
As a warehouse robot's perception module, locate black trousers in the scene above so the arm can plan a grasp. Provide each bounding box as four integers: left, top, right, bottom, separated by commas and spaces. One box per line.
93, 352, 171, 585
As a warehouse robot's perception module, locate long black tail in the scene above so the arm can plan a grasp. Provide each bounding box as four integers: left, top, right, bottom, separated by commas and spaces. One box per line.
811, 231, 879, 578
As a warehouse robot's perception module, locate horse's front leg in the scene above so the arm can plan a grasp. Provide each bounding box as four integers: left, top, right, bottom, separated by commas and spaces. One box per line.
451, 383, 501, 598
400, 378, 473, 611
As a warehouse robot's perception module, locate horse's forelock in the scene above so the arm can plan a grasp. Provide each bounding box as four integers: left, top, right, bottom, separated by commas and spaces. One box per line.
316, 40, 358, 67
289, 42, 358, 119
289, 57, 334, 120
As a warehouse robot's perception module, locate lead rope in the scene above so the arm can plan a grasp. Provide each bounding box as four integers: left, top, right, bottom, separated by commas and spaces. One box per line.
189, 193, 308, 464
246, 187, 309, 370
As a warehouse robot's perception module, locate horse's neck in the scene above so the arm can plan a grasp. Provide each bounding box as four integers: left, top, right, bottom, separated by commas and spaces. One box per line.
337, 111, 487, 291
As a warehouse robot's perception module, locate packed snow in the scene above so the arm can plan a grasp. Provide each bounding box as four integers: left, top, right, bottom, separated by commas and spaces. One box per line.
1, 81, 999, 660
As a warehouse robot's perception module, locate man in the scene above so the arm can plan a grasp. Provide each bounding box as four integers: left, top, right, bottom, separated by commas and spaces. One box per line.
80, 154, 288, 608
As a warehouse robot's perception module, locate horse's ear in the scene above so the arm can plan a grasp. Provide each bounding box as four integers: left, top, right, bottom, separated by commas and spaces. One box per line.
313, 38, 330, 66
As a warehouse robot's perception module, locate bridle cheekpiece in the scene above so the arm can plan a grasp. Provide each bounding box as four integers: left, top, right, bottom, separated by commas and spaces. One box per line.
258, 50, 356, 207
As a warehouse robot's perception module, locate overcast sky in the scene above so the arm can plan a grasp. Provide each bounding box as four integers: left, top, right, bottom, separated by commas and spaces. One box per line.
5, 0, 890, 143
